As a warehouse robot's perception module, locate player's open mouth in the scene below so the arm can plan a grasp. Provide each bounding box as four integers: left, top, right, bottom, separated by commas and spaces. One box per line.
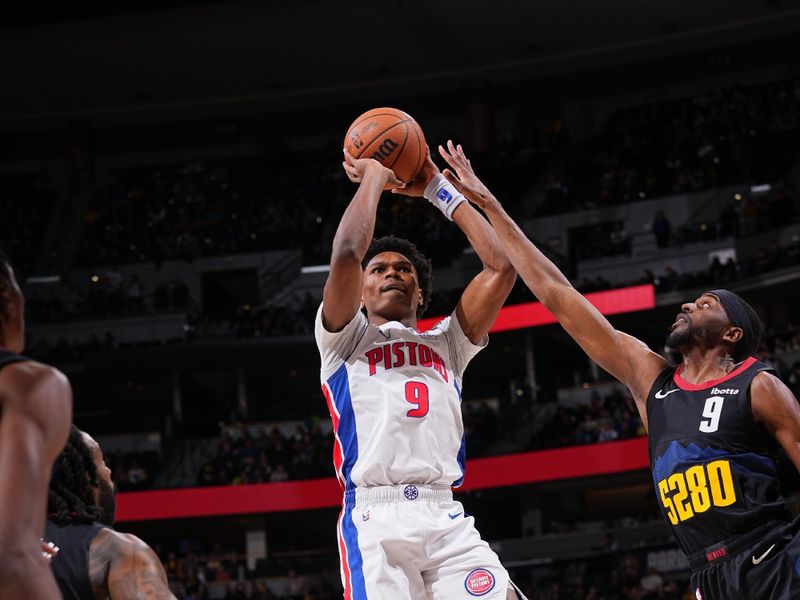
381, 284, 405, 293
671, 314, 689, 329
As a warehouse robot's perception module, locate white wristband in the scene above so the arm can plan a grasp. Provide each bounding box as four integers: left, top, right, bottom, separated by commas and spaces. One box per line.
423, 173, 466, 221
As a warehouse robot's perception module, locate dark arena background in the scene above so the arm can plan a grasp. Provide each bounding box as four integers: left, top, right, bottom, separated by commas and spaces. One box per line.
3, 1, 800, 598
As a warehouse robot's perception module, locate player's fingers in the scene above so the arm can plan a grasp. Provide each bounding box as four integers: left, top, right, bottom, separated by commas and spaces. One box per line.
438, 144, 457, 168
343, 148, 357, 166
447, 140, 468, 168
342, 165, 360, 182
447, 139, 460, 161
458, 145, 471, 168
442, 168, 464, 193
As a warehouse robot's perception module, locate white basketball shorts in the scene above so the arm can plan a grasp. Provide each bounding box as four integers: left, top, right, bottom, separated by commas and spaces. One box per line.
336, 484, 510, 599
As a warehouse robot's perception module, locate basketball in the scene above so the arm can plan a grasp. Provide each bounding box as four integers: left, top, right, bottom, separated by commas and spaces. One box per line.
344, 107, 426, 183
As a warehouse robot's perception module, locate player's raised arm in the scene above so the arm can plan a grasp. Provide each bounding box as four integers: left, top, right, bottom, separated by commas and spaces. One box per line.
439, 144, 668, 423
322, 150, 404, 332
438, 143, 516, 343
393, 144, 516, 343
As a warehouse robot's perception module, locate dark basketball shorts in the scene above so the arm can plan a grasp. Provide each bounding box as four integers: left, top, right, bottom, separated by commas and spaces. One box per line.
689, 518, 800, 600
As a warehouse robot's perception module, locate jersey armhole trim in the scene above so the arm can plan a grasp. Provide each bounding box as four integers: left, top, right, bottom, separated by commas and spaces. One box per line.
741, 364, 779, 442
645, 365, 677, 421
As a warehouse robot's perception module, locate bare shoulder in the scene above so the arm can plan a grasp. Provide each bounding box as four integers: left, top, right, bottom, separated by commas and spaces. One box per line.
0, 360, 70, 406
117, 532, 155, 552
0, 360, 71, 454
103, 530, 177, 600
89, 528, 116, 595
95, 529, 155, 556
751, 370, 798, 423
752, 369, 791, 392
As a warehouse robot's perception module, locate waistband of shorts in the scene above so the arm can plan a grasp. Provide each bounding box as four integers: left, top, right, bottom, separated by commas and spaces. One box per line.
687, 519, 794, 570
344, 484, 453, 507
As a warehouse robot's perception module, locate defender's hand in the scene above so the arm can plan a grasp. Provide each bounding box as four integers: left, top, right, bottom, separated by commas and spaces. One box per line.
342, 149, 404, 190
438, 140, 497, 210
391, 146, 439, 197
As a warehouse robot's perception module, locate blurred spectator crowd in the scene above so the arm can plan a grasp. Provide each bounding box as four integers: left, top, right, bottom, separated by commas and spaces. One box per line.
154, 538, 336, 599
155, 536, 693, 600
540, 78, 800, 216
0, 173, 55, 275
106, 448, 159, 491
196, 422, 332, 487
3, 76, 793, 281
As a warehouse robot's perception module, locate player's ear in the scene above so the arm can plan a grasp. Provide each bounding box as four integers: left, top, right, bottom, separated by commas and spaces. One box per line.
417, 289, 423, 306
723, 326, 743, 344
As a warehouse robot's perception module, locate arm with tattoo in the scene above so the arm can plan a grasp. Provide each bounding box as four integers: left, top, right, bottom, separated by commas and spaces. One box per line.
90, 528, 176, 600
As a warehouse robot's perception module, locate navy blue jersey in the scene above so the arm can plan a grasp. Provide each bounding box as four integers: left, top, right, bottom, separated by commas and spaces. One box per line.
0, 348, 27, 372
646, 357, 790, 559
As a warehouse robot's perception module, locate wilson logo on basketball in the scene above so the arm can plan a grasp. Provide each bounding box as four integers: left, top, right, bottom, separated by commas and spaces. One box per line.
370, 138, 398, 161
464, 568, 495, 596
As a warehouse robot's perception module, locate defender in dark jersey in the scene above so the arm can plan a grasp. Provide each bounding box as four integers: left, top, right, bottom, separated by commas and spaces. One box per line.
436, 146, 800, 599
46, 426, 175, 600
0, 248, 72, 599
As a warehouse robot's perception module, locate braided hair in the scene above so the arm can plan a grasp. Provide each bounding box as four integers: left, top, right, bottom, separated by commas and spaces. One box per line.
48, 426, 104, 524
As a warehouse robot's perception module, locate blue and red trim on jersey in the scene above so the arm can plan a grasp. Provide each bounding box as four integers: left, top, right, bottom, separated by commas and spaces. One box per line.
453, 380, 467, 488
337, 506, 367, 600
323, 364, 359, 490
322, 384, 345, 487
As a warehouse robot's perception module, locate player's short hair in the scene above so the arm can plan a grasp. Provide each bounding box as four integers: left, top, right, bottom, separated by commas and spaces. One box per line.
48, 426, 104, 524
362, 235, 433, 318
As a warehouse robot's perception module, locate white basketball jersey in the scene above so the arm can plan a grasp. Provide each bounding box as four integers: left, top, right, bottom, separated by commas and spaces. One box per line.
315, 304, 486, 490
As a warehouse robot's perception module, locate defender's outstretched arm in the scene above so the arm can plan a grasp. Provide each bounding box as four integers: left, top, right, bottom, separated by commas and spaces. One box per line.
439, 146, 667, 426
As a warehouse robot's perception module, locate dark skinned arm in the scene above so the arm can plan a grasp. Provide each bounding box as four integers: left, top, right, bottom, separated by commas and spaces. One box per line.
321, 150, 403, 332
751, 371, 800, 473
0, 362, 71, 600
439, 142, 516, 344
442, 145, 668, 428
90, 529, 177, 600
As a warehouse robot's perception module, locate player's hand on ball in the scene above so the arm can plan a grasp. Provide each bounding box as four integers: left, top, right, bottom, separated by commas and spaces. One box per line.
391, 146, 439, 197
342, 149, 404, 190
438, 140, 496, 209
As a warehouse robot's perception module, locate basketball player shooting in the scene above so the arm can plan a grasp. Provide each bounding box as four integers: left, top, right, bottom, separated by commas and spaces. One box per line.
0, 249, 72, 600
314, 142, 530, 599
440, 145, 800, 599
